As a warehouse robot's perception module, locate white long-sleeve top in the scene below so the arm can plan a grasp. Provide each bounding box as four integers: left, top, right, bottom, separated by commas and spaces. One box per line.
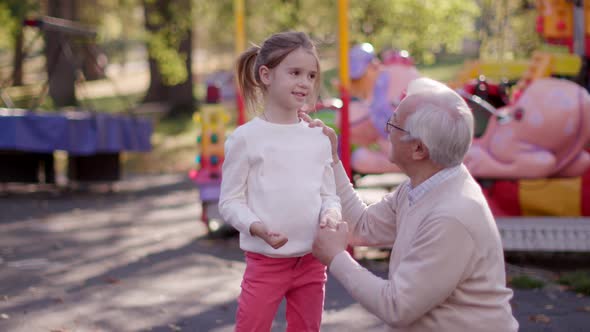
219, 117, 341, 257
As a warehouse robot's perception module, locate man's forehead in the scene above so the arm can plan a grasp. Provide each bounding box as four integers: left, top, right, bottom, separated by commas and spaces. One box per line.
393, 98, 415, 120
390, 110, 403, 124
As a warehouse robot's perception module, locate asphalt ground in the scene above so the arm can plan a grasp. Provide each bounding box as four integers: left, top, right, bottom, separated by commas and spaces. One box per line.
1, 174, 589, 331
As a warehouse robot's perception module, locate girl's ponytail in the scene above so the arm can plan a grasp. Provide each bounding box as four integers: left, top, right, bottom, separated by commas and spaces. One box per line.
236, 46, 261, 113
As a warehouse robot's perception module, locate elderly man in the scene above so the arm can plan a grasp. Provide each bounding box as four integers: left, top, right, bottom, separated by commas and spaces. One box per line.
303, 78, 518, 331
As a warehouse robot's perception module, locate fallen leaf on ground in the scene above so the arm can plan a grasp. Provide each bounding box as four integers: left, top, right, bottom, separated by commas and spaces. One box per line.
1, 313, 9, 319
168, 323, 181, 331
557, 285, 570, 292
544, 304, 554, 310
529, 314, 551, 324
104, 277, 120, 284
577, 306, 590, 312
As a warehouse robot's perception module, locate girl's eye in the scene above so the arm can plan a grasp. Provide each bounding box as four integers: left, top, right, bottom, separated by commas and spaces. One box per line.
291, 71, 299, 76
309, 73, 316, 80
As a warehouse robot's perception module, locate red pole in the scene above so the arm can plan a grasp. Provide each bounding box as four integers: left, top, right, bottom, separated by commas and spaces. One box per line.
236, 88, 246, 125
339, 86, 352, 180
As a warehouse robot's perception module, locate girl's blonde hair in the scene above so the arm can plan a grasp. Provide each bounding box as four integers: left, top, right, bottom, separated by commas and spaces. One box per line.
236, 31, 320, 112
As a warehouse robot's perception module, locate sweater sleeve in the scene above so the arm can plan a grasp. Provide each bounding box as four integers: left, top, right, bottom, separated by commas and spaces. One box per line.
329, 218, 476, 328
218, 132, 260, 234
333, 161, 399, 246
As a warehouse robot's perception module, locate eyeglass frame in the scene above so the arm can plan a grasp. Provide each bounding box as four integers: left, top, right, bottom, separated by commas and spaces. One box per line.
385, 120, 410, 135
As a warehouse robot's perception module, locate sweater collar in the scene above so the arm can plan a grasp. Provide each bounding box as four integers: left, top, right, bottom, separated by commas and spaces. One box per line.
407, 164, 462, 206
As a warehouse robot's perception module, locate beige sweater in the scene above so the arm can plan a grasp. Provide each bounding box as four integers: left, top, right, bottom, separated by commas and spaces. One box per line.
329, 163, 518, 331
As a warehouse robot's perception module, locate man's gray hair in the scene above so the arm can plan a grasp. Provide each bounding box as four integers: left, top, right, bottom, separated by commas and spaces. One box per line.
402, 78, 474, 167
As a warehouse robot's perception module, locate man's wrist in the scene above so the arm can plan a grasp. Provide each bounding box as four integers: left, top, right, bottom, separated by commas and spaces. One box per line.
327, 250, 347, 269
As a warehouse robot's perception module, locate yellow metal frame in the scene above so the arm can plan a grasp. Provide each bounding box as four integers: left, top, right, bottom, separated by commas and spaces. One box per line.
450, 52, 582, 90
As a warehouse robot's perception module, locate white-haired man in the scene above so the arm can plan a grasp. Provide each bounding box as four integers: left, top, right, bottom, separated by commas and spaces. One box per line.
302, 78, 518, 331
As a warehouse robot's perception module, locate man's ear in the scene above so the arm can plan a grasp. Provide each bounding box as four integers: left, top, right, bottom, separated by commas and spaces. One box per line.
259, 65, 271, 86
412, 140, 429, 161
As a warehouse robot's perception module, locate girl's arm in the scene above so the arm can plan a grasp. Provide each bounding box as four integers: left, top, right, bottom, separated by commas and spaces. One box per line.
319, 160, 342, 228
218, 132, 261, 235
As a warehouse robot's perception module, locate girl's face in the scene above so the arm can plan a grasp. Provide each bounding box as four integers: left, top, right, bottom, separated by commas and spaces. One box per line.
260, 47, 318, 113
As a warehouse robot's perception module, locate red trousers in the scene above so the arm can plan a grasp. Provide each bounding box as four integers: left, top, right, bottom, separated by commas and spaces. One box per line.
235, 252, 327, 332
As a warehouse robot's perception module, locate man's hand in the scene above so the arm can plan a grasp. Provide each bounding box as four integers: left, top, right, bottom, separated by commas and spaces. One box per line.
319, 208, 341, 229
298, 110, 339, 163
312, 221, 349, 266
250, 222, 288, 249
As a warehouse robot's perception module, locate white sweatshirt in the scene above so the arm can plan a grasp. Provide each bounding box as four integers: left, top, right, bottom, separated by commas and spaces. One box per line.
219, 117, 341, 257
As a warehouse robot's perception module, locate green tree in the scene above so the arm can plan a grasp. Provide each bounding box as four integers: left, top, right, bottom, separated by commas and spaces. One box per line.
195, 0, 480, 65
0, 0, 39, 86
476, 0, 541, 60
44, 0, 80, 107
143, 0, 194, 115
349, 0, 479, 64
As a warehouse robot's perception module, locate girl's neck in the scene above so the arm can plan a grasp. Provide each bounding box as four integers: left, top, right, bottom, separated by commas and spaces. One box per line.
261, 101, 299, 124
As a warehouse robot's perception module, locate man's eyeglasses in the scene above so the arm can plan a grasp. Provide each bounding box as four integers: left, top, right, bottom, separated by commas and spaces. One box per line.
385, 120, 410, 135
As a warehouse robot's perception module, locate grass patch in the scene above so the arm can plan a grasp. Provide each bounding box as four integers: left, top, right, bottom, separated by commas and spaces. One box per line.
509, 275, 545, 290
418, 62, 465, 83
122, 110, 200, 173
78, 93, 142, 113
3, 90, 143, 113
153, 111, 198, 136
558, 271, 590, 295
418, 54, 471, 83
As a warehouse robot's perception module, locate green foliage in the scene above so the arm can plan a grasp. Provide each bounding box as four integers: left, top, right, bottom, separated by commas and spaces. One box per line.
194, 0, 235, 52
477, 0, 542, 59
0, 4, 15, 49
148, 32, 189, 85
0, 0, 38, 49
195, 0, 479, 66
349, 0, 479, 64
509, 275, 545, 290
144, 0, 193, 86
558, 271, 590, 296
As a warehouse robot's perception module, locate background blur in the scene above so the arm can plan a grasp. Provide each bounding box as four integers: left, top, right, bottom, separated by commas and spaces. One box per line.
0, 0, 542, 174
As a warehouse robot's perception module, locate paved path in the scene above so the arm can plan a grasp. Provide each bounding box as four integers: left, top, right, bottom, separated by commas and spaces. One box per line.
0, 174, 589, 331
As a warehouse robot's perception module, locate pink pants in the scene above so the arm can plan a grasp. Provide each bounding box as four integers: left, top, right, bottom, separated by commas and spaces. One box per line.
235, 252, 327, 332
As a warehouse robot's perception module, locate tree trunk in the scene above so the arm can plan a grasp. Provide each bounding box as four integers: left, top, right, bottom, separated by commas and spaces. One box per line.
44, 0, 78, 107
143, 0, 194, 116
12, 28, 24, 86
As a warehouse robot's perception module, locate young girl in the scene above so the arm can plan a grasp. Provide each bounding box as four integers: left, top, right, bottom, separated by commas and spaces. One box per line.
218, 31, 342, 331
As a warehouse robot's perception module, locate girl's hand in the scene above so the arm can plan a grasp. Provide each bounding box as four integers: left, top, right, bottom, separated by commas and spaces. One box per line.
298, 110, 339, 163
319, 208, 342, 229
249, 222, 289, 249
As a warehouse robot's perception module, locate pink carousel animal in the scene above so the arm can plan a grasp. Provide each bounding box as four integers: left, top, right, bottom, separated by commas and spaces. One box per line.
464, 78, 590, 179
343, 44, 421, 174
